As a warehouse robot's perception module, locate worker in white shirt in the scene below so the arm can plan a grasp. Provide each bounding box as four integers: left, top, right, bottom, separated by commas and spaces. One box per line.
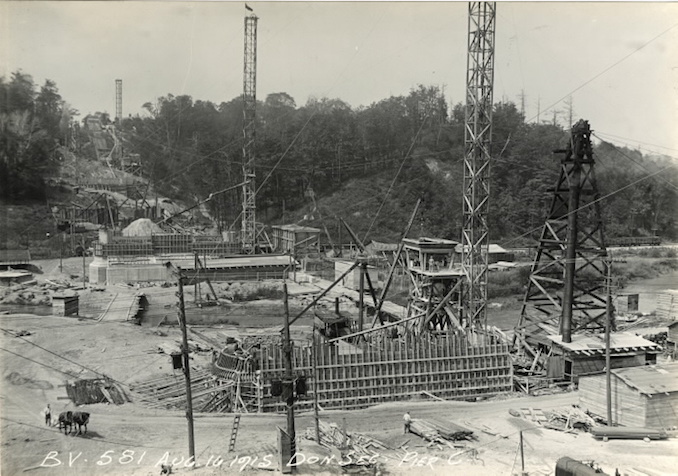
403, 411, 412, 434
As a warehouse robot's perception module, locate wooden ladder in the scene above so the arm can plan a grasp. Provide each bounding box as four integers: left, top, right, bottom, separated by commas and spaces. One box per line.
228, 414, 241, 452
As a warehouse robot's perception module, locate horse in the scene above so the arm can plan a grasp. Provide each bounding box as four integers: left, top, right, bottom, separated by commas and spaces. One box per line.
71, 411, 90, 435
58, 411, 73, 434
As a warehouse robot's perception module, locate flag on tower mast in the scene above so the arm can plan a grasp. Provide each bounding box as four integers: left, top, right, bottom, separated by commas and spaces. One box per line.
245, 3, 253, 12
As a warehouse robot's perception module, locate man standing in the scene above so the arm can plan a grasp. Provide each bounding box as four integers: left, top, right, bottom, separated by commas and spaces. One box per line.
403, 411, 412, 434
43, 404, 51, 426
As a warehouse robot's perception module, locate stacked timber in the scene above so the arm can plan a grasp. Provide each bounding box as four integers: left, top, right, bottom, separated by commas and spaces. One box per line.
544, 407, 597, 432
590, 427, 668, 440
130, 369, 233, 411
65, 378, 129, 405
409, 419, 475, 447
305, 420, 401, 465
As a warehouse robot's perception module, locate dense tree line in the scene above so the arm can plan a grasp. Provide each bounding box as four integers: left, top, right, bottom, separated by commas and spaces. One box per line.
0, 71, 72, 200
124, 87, 676, 242
2, 69, 675, 243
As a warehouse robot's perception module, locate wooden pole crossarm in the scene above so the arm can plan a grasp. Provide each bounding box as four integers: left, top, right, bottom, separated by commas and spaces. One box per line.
285, 260, 360, 328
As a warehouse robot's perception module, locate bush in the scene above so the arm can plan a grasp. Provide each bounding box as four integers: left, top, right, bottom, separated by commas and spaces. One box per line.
218, 282, 284, 302
487, 267, 531, 298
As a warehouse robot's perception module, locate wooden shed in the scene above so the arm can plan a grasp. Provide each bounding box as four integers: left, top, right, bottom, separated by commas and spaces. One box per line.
52, 295, 79, 316
334, 260, 378, 291
543, 332, 661, 381
579, 362, 678, 428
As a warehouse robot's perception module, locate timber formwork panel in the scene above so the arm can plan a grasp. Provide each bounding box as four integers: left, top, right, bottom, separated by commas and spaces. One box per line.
258, 332, 512, 413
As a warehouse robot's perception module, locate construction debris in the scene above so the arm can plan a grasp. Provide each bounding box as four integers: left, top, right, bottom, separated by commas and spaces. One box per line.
509, 406, 597, 432
304, 420, 399, 467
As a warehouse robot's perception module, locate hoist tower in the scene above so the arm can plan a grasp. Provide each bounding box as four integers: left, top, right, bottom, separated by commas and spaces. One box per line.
515, 120, 609, 358
241, 13, 258, 253
461, 2, 496, 329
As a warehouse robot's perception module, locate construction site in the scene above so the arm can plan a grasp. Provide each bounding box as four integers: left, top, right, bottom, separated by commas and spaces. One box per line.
1, 3, 677, 476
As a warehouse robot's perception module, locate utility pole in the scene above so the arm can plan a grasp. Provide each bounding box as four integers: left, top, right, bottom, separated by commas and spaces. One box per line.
282, 283, 296, 470
518, 89, 526, 117
82, 238, 86, 289
174, 266, 196, 464
59, 233, 63, 273
604, 257, 624, 426
605, 267, 612, 426
358, 261, 365, 333
312, 331, 320, 444
519, 430, 525, 475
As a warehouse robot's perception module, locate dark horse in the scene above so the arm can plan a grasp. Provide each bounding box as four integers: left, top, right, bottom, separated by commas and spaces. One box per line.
71, 411, 90, 435
58, 411, 73, 434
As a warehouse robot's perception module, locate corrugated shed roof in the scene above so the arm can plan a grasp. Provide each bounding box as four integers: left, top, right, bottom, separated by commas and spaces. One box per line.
546, 332, 661, 355
0, 250, 31, 263
455, 243, 508, 254
612, 362, 678, 395
366, 240, 399, 252
273, 224, 321, 233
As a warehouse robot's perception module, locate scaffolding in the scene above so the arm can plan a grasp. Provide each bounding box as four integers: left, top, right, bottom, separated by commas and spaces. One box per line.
402, 238, 465, 332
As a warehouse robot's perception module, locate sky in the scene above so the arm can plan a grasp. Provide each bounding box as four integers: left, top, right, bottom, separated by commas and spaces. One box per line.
2, 1, 677, 155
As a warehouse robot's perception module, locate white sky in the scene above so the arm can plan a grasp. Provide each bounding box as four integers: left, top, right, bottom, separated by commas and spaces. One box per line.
2, 1, 677, 155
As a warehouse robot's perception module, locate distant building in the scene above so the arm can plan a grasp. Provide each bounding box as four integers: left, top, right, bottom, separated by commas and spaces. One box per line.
271, 224, 320, 255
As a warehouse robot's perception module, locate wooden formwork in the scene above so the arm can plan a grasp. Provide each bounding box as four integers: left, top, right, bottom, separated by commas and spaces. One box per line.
258, 331, 512, 413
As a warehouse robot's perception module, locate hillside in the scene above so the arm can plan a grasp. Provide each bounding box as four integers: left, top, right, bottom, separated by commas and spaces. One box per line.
0, 148, 202, 257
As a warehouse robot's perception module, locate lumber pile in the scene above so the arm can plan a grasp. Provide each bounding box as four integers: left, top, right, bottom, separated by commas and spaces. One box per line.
509, 406, 597, 432
304, 420, 398, 466
590, 427, 668, 440
409, 419, 475, 446
65, 378, 130, 405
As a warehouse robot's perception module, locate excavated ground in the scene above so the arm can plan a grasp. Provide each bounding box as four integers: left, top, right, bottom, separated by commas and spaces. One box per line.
1, 258, 676, 476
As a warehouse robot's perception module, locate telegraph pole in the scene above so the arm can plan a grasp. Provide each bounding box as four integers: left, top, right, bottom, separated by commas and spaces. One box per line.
312, 331, 320, 444
175, 266, 196, 463
282, 283, 296, 470
82, 238, 86, 289
604, 257, 624, 426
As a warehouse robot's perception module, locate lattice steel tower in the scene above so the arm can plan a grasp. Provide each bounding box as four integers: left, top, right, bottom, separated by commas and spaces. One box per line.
516, 120, 608, 353
461, 2, 496, 329
115, 79, 122, 123
241, 13, 258, 253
